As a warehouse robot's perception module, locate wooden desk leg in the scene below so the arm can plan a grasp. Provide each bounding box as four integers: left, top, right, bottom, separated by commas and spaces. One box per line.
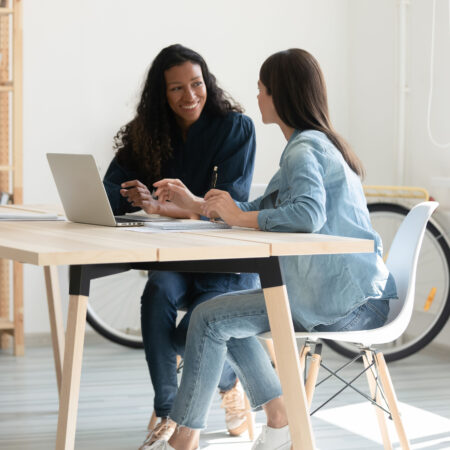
44, 266, 65, 395
55, 294, 88, 450
263, 285, 316, 450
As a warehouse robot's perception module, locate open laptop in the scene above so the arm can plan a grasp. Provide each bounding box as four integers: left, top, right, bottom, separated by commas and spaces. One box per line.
47, 153, 146, 227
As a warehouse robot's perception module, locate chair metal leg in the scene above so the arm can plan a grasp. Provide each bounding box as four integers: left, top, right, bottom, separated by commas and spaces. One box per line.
374, 352, 411, 450
364, 350, 392, 450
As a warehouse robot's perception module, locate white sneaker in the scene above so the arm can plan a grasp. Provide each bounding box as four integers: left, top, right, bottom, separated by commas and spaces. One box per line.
251, 425, 291, 450
139, 418, 177, 449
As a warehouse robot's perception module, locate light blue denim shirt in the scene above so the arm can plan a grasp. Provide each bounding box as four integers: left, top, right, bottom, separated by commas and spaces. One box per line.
238, 130, 397, 331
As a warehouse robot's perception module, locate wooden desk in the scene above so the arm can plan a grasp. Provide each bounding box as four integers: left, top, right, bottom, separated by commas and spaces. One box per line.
0, 221, 373, 450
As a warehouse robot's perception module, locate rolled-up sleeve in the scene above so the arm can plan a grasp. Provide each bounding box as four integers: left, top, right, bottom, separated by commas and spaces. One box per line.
257, 148, 327, 233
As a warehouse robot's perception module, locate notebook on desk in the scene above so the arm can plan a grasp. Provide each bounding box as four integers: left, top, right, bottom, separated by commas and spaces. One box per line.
47, 153, 146, 227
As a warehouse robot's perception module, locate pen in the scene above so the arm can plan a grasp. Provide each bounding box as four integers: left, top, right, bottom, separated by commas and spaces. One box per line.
210, 166, 218, 189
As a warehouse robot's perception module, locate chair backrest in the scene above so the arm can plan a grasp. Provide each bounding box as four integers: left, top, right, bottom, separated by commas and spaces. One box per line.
385, 201, 439, 328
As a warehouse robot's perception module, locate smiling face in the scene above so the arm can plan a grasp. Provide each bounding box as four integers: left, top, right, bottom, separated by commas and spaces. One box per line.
165, 61, 207, 131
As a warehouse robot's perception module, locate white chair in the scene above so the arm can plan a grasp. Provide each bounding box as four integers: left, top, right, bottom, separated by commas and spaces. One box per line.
260, 201, 439, 450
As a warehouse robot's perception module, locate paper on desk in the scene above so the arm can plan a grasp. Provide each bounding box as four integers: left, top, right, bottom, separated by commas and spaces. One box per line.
0, 211, 63, 221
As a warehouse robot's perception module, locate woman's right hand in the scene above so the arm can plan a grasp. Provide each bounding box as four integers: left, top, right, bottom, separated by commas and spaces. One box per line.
153, 178, 202, 212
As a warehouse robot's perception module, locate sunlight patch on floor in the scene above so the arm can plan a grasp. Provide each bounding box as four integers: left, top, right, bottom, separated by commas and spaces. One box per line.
315, 402, 450, 448
200, 423, 264, 449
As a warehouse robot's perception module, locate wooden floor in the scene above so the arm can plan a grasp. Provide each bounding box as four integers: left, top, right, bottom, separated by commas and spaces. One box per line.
1, 334, 449, 450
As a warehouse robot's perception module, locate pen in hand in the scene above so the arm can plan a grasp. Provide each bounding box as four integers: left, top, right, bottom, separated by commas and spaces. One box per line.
210, 166, 218, 189
209, 166, 219, 221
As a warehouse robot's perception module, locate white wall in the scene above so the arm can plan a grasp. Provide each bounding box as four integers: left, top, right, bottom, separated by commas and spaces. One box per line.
347, 0, 450, 190
346, 0, 450, 346
21, 0, 350, 333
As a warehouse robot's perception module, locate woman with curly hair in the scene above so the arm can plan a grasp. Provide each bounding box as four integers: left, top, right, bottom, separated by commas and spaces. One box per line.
103, 44, 259, 448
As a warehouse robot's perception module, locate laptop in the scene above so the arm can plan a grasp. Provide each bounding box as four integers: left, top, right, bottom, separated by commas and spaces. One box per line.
47, 153, 146, 227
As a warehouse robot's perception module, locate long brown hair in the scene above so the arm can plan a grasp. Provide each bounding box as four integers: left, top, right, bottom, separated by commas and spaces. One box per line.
115, 44, 243, 186
259, 49, 364, 178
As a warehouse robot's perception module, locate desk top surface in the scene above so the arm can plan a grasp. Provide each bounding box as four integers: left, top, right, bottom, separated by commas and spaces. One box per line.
0, 218, 374, 266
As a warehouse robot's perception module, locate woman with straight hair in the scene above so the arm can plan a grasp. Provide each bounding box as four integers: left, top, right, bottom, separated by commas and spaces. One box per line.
103, 44, 259, 448
147, 48, 397, 450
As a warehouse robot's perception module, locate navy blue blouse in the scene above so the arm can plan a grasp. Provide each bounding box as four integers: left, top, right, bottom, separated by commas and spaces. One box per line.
104, 111, 256, 215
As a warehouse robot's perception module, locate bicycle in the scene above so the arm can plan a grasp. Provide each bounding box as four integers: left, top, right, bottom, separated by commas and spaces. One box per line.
86, 185, 450, 361
326, 186, 450, 361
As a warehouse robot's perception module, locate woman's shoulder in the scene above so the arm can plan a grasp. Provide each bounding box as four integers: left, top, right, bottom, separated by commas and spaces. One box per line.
291, 130, 332, 150
206, 110, 252, 126
205, 111, 255, 136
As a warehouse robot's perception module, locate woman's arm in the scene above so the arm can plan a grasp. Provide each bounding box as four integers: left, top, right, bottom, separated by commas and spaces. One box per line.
203, 190, 260, 228
103, 157, 140, 215
257, 147, 327, 233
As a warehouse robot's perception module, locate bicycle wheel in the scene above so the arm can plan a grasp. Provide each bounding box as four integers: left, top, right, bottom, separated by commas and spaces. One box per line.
326, 202, 450, 362
86, 269, 148, 348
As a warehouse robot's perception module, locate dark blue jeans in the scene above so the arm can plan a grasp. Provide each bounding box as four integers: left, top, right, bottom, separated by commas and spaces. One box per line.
140, 271, 259, 417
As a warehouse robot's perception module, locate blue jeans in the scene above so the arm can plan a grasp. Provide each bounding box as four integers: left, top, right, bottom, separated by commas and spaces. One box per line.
140, 271, 258, 417
169, 289, 390, 429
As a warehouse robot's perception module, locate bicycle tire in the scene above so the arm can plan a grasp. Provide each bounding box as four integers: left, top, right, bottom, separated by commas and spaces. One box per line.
325, 202, 450, 362
86, 270, 147, 349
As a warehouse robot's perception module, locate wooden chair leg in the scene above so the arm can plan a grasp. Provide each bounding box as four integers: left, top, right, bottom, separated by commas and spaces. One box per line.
364, 350, 392, 450
244, 393, 255, 440
374, 352, 411, 450
147, 354, 183, 430
299, 344, 310, 372
304, 351, 321, 409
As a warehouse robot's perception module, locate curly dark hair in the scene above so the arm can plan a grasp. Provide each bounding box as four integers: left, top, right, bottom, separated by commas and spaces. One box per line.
115, 44, 243, 186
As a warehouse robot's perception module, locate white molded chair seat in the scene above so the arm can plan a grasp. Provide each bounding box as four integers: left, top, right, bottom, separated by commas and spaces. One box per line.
259, 201, 439, 450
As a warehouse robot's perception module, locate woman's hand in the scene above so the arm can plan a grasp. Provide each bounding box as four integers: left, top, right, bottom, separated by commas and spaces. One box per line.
202, 189, 243, 226
120, 180, 160, 214
153, 178, 202, 212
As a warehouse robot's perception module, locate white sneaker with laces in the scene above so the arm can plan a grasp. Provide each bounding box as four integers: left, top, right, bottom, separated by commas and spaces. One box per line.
251, 424, 291, 450
139, 418, 177, 450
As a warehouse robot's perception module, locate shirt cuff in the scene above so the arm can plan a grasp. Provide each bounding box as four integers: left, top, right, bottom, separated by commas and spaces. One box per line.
257, 209, 273, 231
